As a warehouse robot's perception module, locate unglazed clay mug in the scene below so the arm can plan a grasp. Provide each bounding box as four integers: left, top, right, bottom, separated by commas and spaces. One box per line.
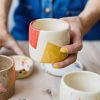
29, 18, 70, 63
60, 71, 100, 100
0, 55, 15, 100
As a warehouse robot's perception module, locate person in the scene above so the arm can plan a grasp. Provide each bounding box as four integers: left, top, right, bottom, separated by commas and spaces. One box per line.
0, 0, 100, 68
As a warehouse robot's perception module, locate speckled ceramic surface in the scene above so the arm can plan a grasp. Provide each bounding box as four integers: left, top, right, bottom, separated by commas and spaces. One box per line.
0, 55, 15, 100
11, 55, 34, 79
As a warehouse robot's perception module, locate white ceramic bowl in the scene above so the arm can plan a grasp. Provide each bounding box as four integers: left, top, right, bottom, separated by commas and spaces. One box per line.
11, 55, 34, 79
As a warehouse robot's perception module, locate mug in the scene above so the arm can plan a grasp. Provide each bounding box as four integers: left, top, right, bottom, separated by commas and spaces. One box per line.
0, 55, 15, 100
60, 71, 100, 100
29, 18, 70, 63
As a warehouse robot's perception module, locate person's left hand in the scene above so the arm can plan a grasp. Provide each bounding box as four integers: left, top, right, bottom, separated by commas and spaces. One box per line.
53, 17, 83, 68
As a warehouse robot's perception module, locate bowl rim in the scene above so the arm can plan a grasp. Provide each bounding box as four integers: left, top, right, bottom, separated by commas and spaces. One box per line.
0, 55, 14, 73
61, 71, 100, 94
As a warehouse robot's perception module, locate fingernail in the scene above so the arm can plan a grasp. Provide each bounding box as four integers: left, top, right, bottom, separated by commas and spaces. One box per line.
53, 63, 60, 69
60, 47, 68, 54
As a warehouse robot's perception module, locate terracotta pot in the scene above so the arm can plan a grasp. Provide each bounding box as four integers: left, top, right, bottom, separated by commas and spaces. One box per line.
0, 55, 15, 100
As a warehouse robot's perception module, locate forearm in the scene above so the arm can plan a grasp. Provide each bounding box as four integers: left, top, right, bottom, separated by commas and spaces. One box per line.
79, 0, 100, 35
0, 0, 12, 32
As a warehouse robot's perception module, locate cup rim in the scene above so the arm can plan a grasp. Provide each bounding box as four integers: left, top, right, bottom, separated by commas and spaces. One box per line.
29, 18, 70, 33
0, 55, 14, 73
61, 71, 100, 94
10, 55, 34, 70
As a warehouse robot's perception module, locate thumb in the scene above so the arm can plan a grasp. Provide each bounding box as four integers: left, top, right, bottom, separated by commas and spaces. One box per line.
60, 30, 82, 55
60, 42, 82, 55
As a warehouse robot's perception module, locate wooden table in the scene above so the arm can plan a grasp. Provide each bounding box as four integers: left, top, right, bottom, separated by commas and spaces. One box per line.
0, 41, 100, 100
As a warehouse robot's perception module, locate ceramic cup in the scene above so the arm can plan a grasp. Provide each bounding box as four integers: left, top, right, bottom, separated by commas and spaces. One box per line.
29, 18, 70, 63
60, 71, 100, 100
0, 55, 15, 100
11, 55, 34, 79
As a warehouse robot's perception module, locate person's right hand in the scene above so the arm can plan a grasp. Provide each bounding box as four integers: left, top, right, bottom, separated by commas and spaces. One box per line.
53, 16, 84, 68
0, 31, 24, 55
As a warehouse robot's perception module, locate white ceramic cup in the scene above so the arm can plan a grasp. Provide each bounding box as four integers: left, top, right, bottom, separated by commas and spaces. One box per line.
29, 18, 70, 63
60, 71, 100, 100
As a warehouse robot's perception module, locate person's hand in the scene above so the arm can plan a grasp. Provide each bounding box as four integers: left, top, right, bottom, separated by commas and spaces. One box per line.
53, 16, 84, 68
0, 31, 24, 55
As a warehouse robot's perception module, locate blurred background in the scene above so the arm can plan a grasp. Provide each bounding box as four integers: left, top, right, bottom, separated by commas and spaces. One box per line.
8, 0, 100, 40
8, 0, 18, 32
